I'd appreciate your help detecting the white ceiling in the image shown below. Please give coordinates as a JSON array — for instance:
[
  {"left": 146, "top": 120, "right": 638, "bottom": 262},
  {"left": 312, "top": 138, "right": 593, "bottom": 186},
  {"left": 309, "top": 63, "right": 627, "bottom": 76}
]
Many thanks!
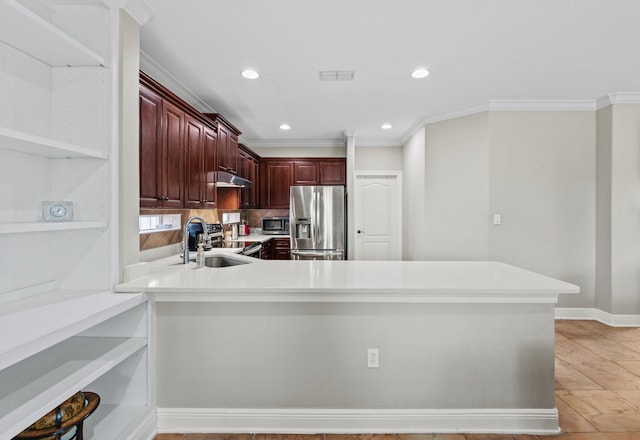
[{"left": 139, "top": 0, "right": 640, "bottom": 147}]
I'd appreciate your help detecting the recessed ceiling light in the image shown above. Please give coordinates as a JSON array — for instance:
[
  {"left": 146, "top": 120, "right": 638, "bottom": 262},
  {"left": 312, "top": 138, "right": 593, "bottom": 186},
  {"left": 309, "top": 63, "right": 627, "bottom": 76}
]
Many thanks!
[
  {"left": 411, "top": 68, "right": 430, "bottom": 79},
  {"left": 241, "top": 69, "right": 259, "bottom": 79},
  {"left": 280, "top": 123, "right": 291, "bottom": 130},
  {"left": 381, "top": 123, "right": 392, "bottom": 130}
]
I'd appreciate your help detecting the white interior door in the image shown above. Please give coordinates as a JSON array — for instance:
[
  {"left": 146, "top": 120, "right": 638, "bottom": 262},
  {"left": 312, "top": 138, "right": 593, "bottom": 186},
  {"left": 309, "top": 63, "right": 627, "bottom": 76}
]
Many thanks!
[{"left": 354, "top": 172, "right": 402, "bottom": 260}]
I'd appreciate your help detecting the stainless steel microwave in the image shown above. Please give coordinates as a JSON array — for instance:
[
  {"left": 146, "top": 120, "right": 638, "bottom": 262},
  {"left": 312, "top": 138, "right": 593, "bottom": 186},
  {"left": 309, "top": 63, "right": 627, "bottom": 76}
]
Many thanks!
[{"left": 262, "top": 216, "right": 289, "bottom": 235}]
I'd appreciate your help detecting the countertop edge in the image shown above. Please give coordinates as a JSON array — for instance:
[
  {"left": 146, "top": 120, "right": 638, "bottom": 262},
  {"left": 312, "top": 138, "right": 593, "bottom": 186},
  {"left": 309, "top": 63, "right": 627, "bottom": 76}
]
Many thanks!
[{"left": 114, "top": 288, "right": 571, "bottom": 304}]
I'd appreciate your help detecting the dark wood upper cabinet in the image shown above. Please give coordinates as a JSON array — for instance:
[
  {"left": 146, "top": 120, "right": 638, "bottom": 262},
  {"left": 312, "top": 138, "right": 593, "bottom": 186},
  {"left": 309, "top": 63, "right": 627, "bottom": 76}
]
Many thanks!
[
  {"left": 183, "top": 114, "right": 204, "bottom": 208},
  {"left": 139, "top": 73, "right": 346, "bottom": 212},
  {"left": 260, "top": 160, "right": 294, "bottom": 209},
  {"left": 238, "top": 144, "right": 260, "bottom": 209},
  {"left": 184, "top": 115, "right": 217, "bottom": 209},
  {"left": 140, "top": 72, "right": 223, "bottom": 209},
  {"left": 318, "top": 159, "right": 346, "bottom": 185},
  {"left": 293, "top": 161, "right": 319, "bottom": 185},
  {"left": 293, "top": 158, "right": 346, "bottom": 186},
  {"left": 203, "top": 126, "right": 217, "bottom": 208},
  {"left": 139, "top": 85, "right": 162, "bottom": 208},
  {"left": 261, "top": 158, "right": 346, "bottom": 209},
  {"left": 204, "top": 113, "right": 241, "bottom": 175},
  {"left": 159, "top": 99, "right": 184, "bottom": 208}
]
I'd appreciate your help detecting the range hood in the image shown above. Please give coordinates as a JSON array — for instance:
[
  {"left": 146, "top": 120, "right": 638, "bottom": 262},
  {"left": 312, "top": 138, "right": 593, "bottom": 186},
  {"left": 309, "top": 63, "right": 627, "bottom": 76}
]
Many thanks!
[{"left": 215, "top": 171, "right": 252, "bottom": 188}]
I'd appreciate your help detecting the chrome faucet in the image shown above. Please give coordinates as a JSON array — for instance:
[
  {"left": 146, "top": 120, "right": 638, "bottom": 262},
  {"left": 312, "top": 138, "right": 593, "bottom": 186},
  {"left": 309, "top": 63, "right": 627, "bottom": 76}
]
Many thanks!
[{"left": 182, "top": 216, "right": 209, "bottom": 264}]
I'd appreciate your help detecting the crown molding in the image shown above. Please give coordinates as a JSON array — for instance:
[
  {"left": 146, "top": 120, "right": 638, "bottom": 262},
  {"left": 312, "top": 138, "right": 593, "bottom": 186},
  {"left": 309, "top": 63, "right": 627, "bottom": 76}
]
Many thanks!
[
  {"left": 140, "top": 51, "right": 215, "bottom": 114},
  {"left": 354, "top": 138, "right": 402, "bottom": 148},
  {"left": 398, "top": 101, "right": 490, "bottom": 146},
  {"left": 597, "top": 92, "right": 640, "bottom": 110},
  {"left": 248, "top": 138, "right": 346, "bottom": 149},
  {"left": 117, "top": 0, "right": 153, "bottom": 25},
  {"left": 397, "top": 95, "right": 640, "bottom": 146},
  {"left": 488, "top": 99, "right": 596, "bottom": 111}
]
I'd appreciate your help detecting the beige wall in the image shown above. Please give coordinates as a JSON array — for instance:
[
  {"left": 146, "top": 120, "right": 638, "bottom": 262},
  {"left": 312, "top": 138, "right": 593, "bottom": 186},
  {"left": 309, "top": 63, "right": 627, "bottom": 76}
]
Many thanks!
[
  {"left": 423, "top": 112, "right": 490, "bottom": 260},
  {"left": 610, "top": 104, "right": 640, "bottom": 314},
  {"left": 488, "top": 111, "right": 596, "bottom": 309},
  {"left": 402, "top": 128, "right": 426, "bottom": 260},
  {"left": 402, "top": 110, "right": 598, "bottom": 309},
  {"left": 251, "top": 146, "right": 346, "bottom": 158},
  {"left": 355, "top": 146, "right": 402, "bottom": 170},
  {"left": 596, "top": 106, "right": 613, "bottom": 312}
]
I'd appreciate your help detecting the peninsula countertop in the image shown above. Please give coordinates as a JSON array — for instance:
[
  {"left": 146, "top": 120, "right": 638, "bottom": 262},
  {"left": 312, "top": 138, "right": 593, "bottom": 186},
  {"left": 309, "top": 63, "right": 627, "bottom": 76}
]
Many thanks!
[{"left": 114, "top": 258, "right": 579, "bottom": 303}]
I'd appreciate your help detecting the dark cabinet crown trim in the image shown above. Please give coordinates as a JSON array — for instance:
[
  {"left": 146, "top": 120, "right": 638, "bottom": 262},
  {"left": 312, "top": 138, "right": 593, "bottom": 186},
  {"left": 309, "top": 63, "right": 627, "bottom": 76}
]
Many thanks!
[
  {"left": 140, "top": 71, "right": 218, "bottom": 133},
  {"left": 203, "top": 113, "right": 242, "bottom": 136}
]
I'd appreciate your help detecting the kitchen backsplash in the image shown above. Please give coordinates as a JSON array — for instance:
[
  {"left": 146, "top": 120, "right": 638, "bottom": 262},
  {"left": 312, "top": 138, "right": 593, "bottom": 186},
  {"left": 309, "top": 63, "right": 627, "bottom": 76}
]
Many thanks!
[
  {"left": 246, "top": 209, "right": 288, "bottom": 228},
  {"left": 139, "top": 208, "right": 288, "bottom": 251},
  {"left": 139, "top": 208, "right": 220, "bottom": 251}
]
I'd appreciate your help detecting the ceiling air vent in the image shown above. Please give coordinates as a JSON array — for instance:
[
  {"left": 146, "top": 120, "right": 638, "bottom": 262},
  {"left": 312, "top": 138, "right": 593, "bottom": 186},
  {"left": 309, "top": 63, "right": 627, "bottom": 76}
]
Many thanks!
[{"left": 319, "top": 70, "right": 355, "bottom": 81}]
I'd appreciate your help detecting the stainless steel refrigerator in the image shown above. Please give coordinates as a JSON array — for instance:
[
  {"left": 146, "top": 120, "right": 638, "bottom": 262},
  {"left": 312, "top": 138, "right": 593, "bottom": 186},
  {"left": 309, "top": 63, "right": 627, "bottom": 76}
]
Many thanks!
[{"left": 290, "top": 185, "right": 345, "bottom": 260}]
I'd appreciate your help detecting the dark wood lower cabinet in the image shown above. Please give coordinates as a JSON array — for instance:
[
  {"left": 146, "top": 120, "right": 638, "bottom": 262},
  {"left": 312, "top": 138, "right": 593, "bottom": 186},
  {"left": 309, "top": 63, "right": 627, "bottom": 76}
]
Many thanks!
[
  {"left": 260, "top": 239, "right": 273, "bottom": 260},
  {"left": 259, "top": 238, "right": 290, "bottom": 260},
  {"left": 273, "top": 237, "right": 290, "bottom": 260}
]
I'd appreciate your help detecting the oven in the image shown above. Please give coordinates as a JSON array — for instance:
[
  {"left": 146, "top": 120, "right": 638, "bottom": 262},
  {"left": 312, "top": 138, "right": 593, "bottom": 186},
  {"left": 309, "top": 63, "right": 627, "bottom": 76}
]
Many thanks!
[{"left": 240, "top": 242, "right": 262, "bottom": 258}]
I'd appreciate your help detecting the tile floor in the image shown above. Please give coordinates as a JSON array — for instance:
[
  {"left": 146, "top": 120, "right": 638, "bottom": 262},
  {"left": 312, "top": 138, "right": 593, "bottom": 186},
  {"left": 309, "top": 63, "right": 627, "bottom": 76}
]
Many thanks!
[{"left": 155, "top": 320, "right": 640, "bottom": 440}]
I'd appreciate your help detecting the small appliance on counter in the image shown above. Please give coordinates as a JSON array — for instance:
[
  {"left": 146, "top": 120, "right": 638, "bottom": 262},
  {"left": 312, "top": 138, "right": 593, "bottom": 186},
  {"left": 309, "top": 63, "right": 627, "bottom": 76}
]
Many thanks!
[
  {"left": 239, "top": 221, "right": 250, "bottom": 236},
  {"left": 222, "top": 211, "right": 242, "bottom": 240},
  {"left": 262, "top": 216, "right": 289, "bottom": 235},
  {"left": 187, "top": 222, "right": 223, "bottom": 251}
]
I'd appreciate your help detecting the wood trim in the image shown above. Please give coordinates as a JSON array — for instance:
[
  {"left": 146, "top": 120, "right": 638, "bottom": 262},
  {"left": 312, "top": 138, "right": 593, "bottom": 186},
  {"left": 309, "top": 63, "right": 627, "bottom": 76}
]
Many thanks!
[
  {"left": 140, "top": 71, "right": 217, "bottom": 133},
  {"left": 239, "top": 143, "right": 261, "bottom": 160},
  {"left": 203, "top": 112, "right": 242, "bottom": 136}
]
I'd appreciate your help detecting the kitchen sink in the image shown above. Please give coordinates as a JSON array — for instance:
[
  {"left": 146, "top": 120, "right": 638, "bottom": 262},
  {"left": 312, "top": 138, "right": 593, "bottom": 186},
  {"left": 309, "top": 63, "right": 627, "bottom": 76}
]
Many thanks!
[
  {"left": 203, "top": 256, "right": 250, "bottom": 267},
  {"left": 171, "top": 255, "right": 252, "bottom": 267}
]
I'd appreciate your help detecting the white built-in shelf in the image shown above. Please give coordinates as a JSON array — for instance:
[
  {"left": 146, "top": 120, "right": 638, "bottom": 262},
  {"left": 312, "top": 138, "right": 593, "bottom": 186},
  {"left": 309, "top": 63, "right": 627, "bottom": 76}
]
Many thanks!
[
  {"left": 0, "top": 336, "right": 147, "bottom": 439},
  {"left": 0, "top": 289, "right": 147, "bottom": 371},
  {"left": 0, "top": 221, "right": 107, "bottom": 235},
  {"left": 0, "top": 127, "right": 107, "bottom": 159},
  {"left": 84, "top": 404, "right": 154, "bottom": 440},
  {"left": 0, "top": 0, "right": 105, "bottom": 67}
]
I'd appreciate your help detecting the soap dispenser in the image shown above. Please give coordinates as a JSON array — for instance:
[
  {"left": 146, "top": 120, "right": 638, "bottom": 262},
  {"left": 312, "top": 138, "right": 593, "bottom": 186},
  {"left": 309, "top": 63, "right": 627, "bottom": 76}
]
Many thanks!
[{"left": 196, "top": 242, "right": 205, "bottom": 268}]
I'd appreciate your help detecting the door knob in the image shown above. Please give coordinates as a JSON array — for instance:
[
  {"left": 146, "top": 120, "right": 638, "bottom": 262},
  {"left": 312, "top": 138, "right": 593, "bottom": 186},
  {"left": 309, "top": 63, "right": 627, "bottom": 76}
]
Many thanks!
[{"left": 357, "top": 230, "right": 363, "bottom": 234}]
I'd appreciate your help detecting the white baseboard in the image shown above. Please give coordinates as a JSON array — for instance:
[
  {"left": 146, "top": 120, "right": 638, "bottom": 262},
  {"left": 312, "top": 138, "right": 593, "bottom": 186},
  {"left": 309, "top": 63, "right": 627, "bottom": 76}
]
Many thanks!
[
  {"left": 157, "top": 407, "right": 560, "bottom": 435},
  {"left": 555, "top": 308, "right": 640, "bottom": 327},
  {"left": 128, "top": 408, "right": 157, "bottom": 440}
]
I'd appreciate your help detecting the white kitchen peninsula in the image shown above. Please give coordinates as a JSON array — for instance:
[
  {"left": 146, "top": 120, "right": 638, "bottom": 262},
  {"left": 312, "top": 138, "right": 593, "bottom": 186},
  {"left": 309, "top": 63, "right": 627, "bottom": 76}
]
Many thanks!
[{"left": 116, "top": 259, "right": 578, "bottom": 435}]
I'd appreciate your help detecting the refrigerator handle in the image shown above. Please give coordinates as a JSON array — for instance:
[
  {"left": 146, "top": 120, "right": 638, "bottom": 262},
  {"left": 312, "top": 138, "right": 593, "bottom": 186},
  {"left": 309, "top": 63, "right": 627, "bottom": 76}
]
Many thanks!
[
  {"left": 291, "top": 250, "right": 343, "bottom": 258},
  {"left": 313, "top": 188, "right": 319, "bottom": 244}
]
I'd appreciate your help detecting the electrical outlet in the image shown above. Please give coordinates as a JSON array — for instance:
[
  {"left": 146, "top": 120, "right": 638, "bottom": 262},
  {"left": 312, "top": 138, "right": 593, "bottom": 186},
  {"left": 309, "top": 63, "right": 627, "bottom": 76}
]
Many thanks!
[{"left": 367, "top": 348, "right": 379, "bottom": 368}]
